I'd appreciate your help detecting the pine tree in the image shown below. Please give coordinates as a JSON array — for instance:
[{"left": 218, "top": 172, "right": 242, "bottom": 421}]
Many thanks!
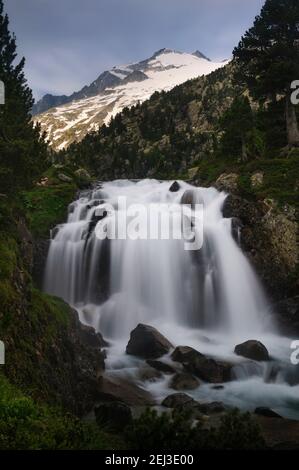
[
  {"left": 0, "top": 0, "right": 48, "bottom": 193},
  {"left": 233, "top": 0, "right": 299, "bottom": 147},
  {"left": 219, "top": 96, "right": 254, "bottom": 161}
]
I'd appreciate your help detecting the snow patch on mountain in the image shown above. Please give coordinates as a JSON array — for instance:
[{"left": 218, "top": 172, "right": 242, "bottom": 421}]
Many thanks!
[{"left": 34, "top": 49, "right": 229, "bottom": 150}]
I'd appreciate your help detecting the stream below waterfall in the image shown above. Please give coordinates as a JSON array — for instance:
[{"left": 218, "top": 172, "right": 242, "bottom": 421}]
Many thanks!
[{"left": 44, "top": 179, "right": 299, "bottom": 419}]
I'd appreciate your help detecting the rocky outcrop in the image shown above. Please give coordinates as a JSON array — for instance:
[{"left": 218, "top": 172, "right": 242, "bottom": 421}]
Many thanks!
[
  {"left": 215, "top": 173, "right": 239, "bottom": 192},
  {"left": 97, "top": 376, "right": 154, "bottom": 406},
  {"left": 32, "top": 239, "right": 49, "bottom": 288},
  {"left": 223, "top": 194, "right": 298, "bottom": 301},
  {"left": 171, "top": 346, "right": 232, "bottom": 383},
  {"left": 4, "top": 217, "right": 106, "bottom": 416},
  {"left": 250, "top": 172, "right": 264, "bottom": 188},
  {"left": 273, "top": 296, "right": 299, "bottom": 335},
  {"left": 126, "top": 324, "right": 173, "bottom": 359},
  {"left": 234, "top": 340, "right": 269, "bottom": 361}
]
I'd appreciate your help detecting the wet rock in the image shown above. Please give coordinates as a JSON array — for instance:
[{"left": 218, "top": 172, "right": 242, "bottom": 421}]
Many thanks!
[
  {"left": 95, "top": 401, "right": 132, "bottom": 431},
  {"left": 211, "top": 385, "right": 225, "bottom": 390},
  {"left": 126, "top": 324, "right": 173, "bottom": 359},
  {"left": 78, "top": 323, "right": 106, "bottom": 350},
  {"left": 162, "top": 393, "right": 196, "bottom": 408},
  {"left": 169, "top": 372, "right": 200, "bottom": 391},
  {"left": 169, "top": 181, "right": 180, "bottom": 192},
  {"left": 231, "top": 217, "right": 243, "bottom": 243},
  {"left": 171, "top": 345, "right": 204, "bottom": 363},
  {"left": 162, "top": 393, "right": 226, "bottom": 417},
  {"left": 146, "top": 359, "right": 176, "bottom": 374},
  {"left": 96, "top": 332, "right": 109, "bottom": 348},
  {"left": 255, "top": 407, "right": 283, "bottom": 419},
  {"left": 234, "top": 340, "right": 269, "bottom": 362},
  {"left": 97, "top": 376, "right": 154, "bottom": 406},
  {"left": 86, "top": 209, "right": 108, "bottom": 241},
  {"left": 180, "top": 189, "right": 204, "bottom": 207},
  {"left": 138, "top": 366, "right": 163, "bottom": 382},
  {"left": 171, "top": 346, "right": 232, "bottom": 383}
]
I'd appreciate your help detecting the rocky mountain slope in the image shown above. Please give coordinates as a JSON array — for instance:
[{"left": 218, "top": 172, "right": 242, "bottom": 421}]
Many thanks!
[{"left": 33, "top": 49, "right": 228, "bottom": 150}]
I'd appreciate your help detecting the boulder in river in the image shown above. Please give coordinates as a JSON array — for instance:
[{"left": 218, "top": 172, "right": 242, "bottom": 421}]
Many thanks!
[
  {"left": 162, "top": 393, "right": 226, "bottom": 417},
  {"left": 234, "top": 340, "right": 269, "bottom": 361},
  {"left": 146, "top": 359, "right": 176, "bottom": 374},
  {"left": 162, "top": 393, "right": 196, "bottom": 409},
  {"left": 169, "top": 181, "right": 180, "bottom": 192},
  {"left": 138, "top": 366, "right": 163, "bottom": 382},
  {"left": 169, "top": 372, "right": 200, "bottom": 391},
  {"left": 180, "top": 189, "right": 204, "bottom": 207},
  {"left": 171, "top": 346, "right": 232, "bottom": 383},
  {"left": 126, "top": 323, "right": 173, "bottom": 359}
]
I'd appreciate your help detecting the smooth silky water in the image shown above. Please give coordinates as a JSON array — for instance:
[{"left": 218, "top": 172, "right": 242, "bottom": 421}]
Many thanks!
[{"left": 44, "top": 179, "right": 299, "bottom": 419}]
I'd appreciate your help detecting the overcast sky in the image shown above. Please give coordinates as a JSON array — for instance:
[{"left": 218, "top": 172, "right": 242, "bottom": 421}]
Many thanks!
[{"left": 4, "top": 0, "right": 265, "bottom": 100}]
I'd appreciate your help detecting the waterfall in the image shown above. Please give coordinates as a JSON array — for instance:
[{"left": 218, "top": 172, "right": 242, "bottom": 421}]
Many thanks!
[
  {"left": 44, "top": 179, "right": 271, "bottom": 338},
  {"left": 43, "top": 179, "right": 299, "bottom": 419}
]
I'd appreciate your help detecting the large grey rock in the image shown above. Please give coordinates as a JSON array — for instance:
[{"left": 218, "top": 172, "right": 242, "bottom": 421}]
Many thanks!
[
  {"left": 97, "top": 376, "right": 154, "bottom": 406},
  {"left": 162, "top": 393, "right": 196, "bottom": 408},
  {"left": 171, "top": 346, "right": 232, "bottom": 383},
  {"left": 169, "top": 372, "right": 200, "bottom": 391},
  {"left": 234, "top": 340, "right": 269, "bottom": 362},
  {"left": 126, "top": 324, "right": 173, "bottom": 359}
]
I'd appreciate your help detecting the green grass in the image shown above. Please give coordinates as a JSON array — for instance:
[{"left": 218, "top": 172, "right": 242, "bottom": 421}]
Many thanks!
[
  {"left": 0, "top": 373, "right": 125, "bottom": 450},
  {"left": 195, "top": 153, "right": 299, "bottom": 208},
  {"left": 23, "top": 183, "right": 76, "bottom": 238}
]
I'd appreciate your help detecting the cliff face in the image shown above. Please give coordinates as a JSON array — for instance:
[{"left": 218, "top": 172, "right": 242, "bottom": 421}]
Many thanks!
[{"left": 0, "top": 200, "right": 105, "bottom": 416}]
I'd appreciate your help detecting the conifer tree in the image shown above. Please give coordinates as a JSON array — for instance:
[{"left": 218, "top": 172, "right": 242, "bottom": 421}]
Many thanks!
[
  {"left": 220, "top": 96, "right": 254, "bottom": 161},
  {"left": 0, "top": 0, "right": 47, "bottom": 193},
  {"left": 233, "top": 0, "right": 299, "bottom": 147}
]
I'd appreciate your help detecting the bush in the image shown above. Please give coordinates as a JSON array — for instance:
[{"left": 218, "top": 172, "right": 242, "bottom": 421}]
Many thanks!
[
  {"left": 124, "top": 408, "right": 265, "bottom": 450},
  {"left": 0, "top": 374, "right": 125, "bottom": 450}
]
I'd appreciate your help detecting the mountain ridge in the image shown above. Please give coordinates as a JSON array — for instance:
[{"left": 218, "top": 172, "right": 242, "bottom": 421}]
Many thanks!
[{"left": 33, "top": 48, "right": 228, "bottom": 150}]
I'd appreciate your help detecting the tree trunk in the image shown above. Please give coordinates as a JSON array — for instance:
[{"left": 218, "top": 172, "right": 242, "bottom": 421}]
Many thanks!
[{"left": 286, "top": 95, "right": 299, "bottom": 147}]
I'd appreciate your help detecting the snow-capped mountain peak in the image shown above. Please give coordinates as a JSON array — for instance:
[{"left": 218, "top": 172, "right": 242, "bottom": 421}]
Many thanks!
[{"left": 34, "top": 49, "right": 229, "bottom": 150}]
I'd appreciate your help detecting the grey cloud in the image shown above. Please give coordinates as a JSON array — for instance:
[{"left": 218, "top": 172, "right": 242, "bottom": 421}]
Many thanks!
[{"left": 4, "top": 0, "right": 264, "bottom": 99}]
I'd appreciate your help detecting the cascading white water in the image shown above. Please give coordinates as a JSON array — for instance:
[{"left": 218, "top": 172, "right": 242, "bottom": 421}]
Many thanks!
[{"left": 44, "top": 179, "right": 299, "bottom": 419}]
